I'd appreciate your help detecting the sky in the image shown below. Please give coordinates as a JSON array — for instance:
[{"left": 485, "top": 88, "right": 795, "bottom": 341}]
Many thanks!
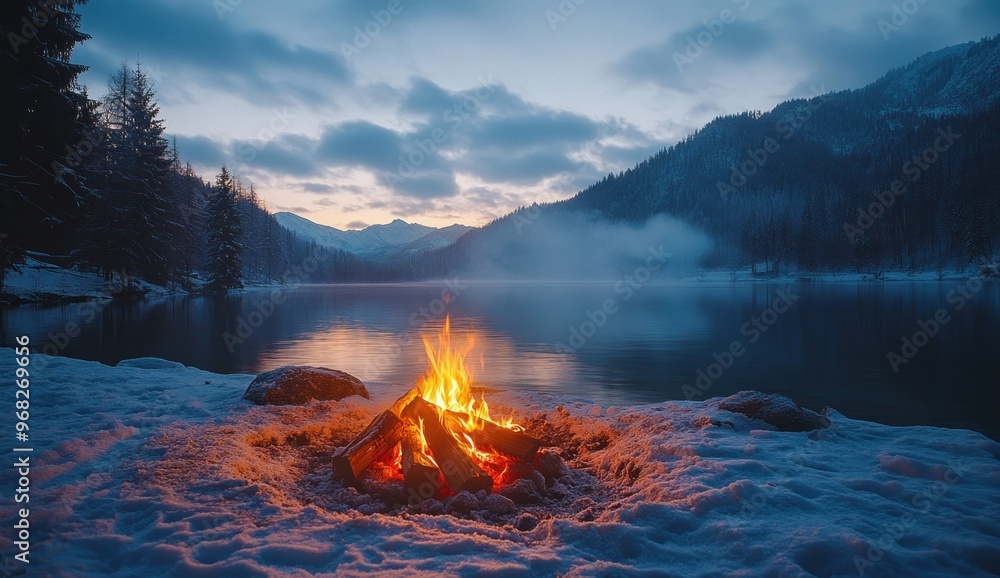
[{"left": 72, "top": 0, "right": 1000, "bottom": 230}]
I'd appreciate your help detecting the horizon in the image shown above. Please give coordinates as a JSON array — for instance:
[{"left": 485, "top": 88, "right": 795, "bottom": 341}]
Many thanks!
[
  {"left": 71, "top": 0, "right": 999, "bottom": 230},
  {"left": 277, "top": 211, "right": 468, "bottom": 231}
]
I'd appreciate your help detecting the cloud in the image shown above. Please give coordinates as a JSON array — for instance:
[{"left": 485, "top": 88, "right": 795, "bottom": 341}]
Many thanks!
[
  {"left": 77, "top": 0, "right": 352, "bottom": 106},
  {"left": 460, "top": 149, "right": 585, "bottom": 185},
  {"left": 173, "top": 134, "right": 226, "bottom": 168},
  {"left": 616, "top": 20, "right": 773, "bottom": 90},
  {"left": 400, "top": 77, "right": 455, "bottom": 117},
  {"left": 315, "top": 120, "right": 459, "bottom": 199},
  {"left": 468, "top": 110, "right": 599, "bottom": 150},
  {"left": 345, "top": 220, "right": 370, "bottom": 230},
  {"left": 392, "top": 77, "right": 622, "bottom": 187},
  {"left": 612, "top": 0, "right": 1000, "bottom": 101},
  {"left": 316, "top": 121, "right": 405, "bottom": 171},
  {"left": 301, "top": 182, "right": 334, "bottom": 194},
  {"left": 273, "top": 205, "right": 313, "bottom": 214},
  {"left": 232, "top": 134, "right": 317, "bottom": 177}
]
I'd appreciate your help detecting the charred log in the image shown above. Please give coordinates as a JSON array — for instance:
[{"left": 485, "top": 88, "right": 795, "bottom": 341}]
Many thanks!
[
  {"left": 401, "top": 397, "right": 493, "bottom": 495},
  {"left": 332, "top": 410, "right": 403, "bottom": 487},
  {"left": 400, "top": 425, "right": 442, "bottom": 505}
]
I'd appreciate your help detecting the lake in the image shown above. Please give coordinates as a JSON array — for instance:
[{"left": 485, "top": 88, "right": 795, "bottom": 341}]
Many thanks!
[{"left": 3, "top": 281, "right": 998, "bottom": 440}]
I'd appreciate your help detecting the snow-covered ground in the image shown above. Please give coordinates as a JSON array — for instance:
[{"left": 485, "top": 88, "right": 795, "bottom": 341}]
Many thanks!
[
  {"left": 2, "top": 352, "right": 998, "bottom": 577},
  {"left": 0, "top": 256, "right": 183, "bottom": 304}
]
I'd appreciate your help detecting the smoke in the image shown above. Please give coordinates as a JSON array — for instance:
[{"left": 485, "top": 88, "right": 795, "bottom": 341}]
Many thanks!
[{"left": 468, "top": 211, "right": 714, "bottom": 280}]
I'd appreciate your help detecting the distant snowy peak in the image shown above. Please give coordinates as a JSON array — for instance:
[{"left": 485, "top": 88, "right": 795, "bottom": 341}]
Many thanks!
[
  {"left": 364, "top": 219, "right": 435, "bottom": 246},
  {"left": 384, "top": 224, "right": 474, "bottom": 257},
  {"left": 273, "top": 212, "right": 470, "bottom": 257},
  {"left": 863, "top": 35, "right": 1000, "bottom": 117}
]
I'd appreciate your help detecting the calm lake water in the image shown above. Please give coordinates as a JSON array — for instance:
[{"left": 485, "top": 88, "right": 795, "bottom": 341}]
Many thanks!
[{"left": 3, "top": 281, "right": 998, "bottom": 440}]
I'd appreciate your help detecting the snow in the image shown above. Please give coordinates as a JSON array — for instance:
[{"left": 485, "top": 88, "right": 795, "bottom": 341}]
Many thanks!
[
  {"left": 4, "top": 351, "right": 999, "bottom": 577},
  {"left": 1, "top": 256, "right": 183, "bottom": 303}
]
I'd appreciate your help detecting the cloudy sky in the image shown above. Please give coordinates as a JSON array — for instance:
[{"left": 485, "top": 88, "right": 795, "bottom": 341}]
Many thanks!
[{"left": 73, "top": 0, "right": 999, "bottom": 229}]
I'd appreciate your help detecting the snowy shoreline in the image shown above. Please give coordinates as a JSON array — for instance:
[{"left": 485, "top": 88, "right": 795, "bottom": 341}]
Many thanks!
[
  {"left": 0, "top": 256, "right": 287, "bottom": 306},
  {"left": 2, "top": 352, "right": 998, "bottom": 576}
]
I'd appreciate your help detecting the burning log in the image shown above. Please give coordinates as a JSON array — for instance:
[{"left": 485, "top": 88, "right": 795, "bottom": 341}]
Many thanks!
[
  {"left": 332, "top": 409, "right": 403, "bottom": 487},
  {"left": 400, "top": 425, "right": 442, "bottom": 505},
  {"left": 389, "top": 387, "right": 420, "bottom": 418},
  {"left": 391, "top": 386, "right": 540, "bottom": 461},
  {"left": 449, "top": 414, "right": 541, "bottom": 463},
  {"left": 401, "top": 397, "right": 493, "bottom": 495}
]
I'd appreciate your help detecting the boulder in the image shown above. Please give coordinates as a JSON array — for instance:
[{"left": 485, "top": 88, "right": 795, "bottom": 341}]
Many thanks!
[
  {"left": 717, "top": 391, "right": 829, "bottom": 432},
  {"left": 116, "top": 357, "right": 187, "bottom": 370},
  {"left": 243, "top": 366, "right": 369, "bottom": 405}
]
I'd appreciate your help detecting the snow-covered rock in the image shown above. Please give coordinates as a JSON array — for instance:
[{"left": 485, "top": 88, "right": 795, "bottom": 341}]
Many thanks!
[
  {"left": 715, "top": 390, "right": 830, "bottom": 432},
  {"left": 116, "top": 357, "right": 187, "bottom": 370},
  {"left": 242, "top": 365, "right": 370, "bottom": 405}
]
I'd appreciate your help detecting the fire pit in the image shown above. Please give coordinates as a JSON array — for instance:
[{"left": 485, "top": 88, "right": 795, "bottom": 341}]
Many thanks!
[{"left": 332, "top": 317, "right": 544, "bottom": 505}]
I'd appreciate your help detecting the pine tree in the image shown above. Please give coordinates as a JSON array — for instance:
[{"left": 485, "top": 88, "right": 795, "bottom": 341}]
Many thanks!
[
  {"left": 173, "top": 162, "right": 209, "bottom": 284},
  {"left": 78, "top": 63, "right": 175, "bottom": 285},
  {"left": 206, "top": 166, "right": 243, "bottom": 291},
  {"left": 0, "top": 0, "right": 92, "bottom": 289}
]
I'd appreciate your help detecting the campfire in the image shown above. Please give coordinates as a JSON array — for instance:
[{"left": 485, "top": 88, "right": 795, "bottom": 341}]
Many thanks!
[{"left": 332, "top": 317, "right": 543, "bottom": 505}]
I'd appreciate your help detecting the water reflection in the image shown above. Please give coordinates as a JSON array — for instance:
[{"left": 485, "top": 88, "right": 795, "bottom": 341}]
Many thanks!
[{"left": 1, "top": 281, "right": 997, "bottom": 439}]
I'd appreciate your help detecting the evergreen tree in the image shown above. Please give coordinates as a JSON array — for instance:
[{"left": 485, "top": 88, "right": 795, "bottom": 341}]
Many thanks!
[
  {"left": 0, "top": 0, "right": 91, "bottom": 289},
  {"left": 206, "top": 166, "right": 243, "bottom": 291},
  {"left": 77, "top": 63, "right": 175, "bottom": 285}
]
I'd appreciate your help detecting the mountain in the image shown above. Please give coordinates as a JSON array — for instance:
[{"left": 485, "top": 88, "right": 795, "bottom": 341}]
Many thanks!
[
  {"left": 273, "top": 212, "right": 470, "bottom": 258},
  {"left": 423, "top": 35, "right": 1000, "bottom": 278},
  {"left": 385, "top": 224, "right": 477, "bottom": 257}
]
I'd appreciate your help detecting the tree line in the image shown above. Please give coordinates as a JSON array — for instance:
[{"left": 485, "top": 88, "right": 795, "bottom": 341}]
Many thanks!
[{"left": 1, "top": 1, "right": 419, "bottom": 293}]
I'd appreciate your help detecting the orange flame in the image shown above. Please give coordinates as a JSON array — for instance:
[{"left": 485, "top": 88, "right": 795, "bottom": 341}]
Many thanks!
[
  {"left": 416, "top": 316, "right": 487, "bottom": 421},
  {"left": 414, "top": 316, "right": 517, "bottom": 479}
]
